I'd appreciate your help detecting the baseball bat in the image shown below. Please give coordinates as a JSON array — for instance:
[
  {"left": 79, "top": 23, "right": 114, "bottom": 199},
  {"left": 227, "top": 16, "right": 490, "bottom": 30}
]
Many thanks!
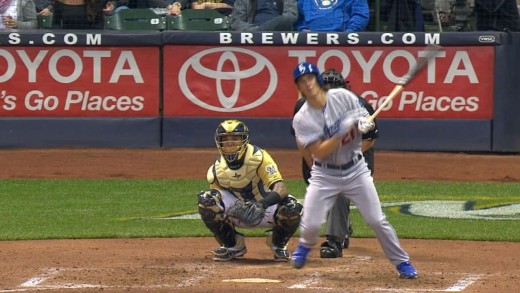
[{"left": 368, "top": 45, "right": 441, "bottom": 122}]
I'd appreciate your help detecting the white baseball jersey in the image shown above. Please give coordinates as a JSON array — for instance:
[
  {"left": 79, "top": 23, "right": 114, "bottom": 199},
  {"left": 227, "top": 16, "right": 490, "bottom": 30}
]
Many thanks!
[{"left": 292, "top": 88, "right": 368, "bottom": 166}]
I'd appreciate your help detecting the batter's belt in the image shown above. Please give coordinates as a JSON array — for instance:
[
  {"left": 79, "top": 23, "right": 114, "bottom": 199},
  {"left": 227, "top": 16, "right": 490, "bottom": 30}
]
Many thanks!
[{"left": 314, "top": 154, "right": 363, "bottom": 170}]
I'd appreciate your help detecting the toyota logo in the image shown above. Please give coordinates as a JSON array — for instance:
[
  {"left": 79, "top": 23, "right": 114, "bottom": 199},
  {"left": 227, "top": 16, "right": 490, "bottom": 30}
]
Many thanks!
[{"left": 179, "top": 47, "right": 277, "bottom": 112}]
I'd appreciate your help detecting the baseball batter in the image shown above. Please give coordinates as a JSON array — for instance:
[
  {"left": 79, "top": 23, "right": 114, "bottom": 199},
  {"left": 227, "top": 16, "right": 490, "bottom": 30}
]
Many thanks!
[
  {"left": 289, "top": 62, "right": 418, "bottom": 279},
  {"left": 291, "top": 68, "right": 379, "bottom": 259},
  {"left": 197, "top": 119, "right": 303, "bottom": 262}
]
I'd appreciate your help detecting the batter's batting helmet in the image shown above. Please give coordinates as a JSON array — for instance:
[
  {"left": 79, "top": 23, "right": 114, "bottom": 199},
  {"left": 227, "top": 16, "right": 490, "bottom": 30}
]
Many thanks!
[
  {"left": 215, "top": 119, "right": 250, "bottom": 169},
  {"left": 293, "top": 62, "right": 324, "bottom": 85},
  {"left": 321, "top": 69, "right": 351, "bottom": 90}
]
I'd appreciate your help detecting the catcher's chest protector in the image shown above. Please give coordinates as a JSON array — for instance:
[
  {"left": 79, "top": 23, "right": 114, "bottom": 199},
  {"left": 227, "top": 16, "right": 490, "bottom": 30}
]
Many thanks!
[{"left": 214, "top": 147, "right": 264, "bottom": 201}]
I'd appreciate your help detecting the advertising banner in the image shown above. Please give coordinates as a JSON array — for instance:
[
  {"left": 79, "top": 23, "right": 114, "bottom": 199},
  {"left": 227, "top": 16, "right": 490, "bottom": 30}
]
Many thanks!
[
  {"left": 163, "top": 45, "right": 494, "bottom": 119},
  {"left": 0, "top": 47, "right": 160, "bottom": 117}
]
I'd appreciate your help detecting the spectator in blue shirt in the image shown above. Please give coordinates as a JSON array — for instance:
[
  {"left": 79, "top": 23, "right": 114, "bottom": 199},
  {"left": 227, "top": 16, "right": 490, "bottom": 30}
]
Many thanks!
[{"left": 295, "top": 0, "right": 369, "bottom": 32}]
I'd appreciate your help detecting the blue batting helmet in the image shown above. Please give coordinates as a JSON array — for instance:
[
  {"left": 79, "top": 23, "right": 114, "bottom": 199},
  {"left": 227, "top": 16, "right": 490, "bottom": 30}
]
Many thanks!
[{"left": 293, "top": 62, "right": 324, "bottom": 85}]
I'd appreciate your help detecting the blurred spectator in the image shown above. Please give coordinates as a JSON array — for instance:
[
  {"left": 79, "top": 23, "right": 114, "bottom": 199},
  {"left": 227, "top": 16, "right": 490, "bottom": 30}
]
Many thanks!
[
  {"left": 230, "top": 0, "right": 297, "bottom": 31},
  {"left": 34, "top": 0, "right": 50, "bottom": 12},
  {"left": 189, "top": 0, "right": 234, "bottom": 16},
  {"left": 103, "top": 0, "right": 129, "bottom": 15},
  {"left": 1, "top": 0, "right": 38, "bottom": 29},
  {"left": 381, "top": 0, "right": 423, "bottom": 31},
  {"left": 295, "top": 0, "right": 369, "bottom": 32},
  {"left": 138, "top": 0, "right": 184, "bottom": 15},
  {"left": 38, "top": 0, "right": 104, "bottom": 29},
  {"left": 475, "top": 0, "right": 520, "bottom": 31}
]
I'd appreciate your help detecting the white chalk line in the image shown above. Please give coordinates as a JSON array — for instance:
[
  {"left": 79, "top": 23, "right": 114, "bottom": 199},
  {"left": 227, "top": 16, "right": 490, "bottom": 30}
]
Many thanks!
[
  {"left": 7, "top": 265, "right": 484, "bottom": 292},
  {"left": 288, "top": 272, "right": 334, "bottom": 290},
  {"left": 444, "top": 274, "right": 484, "bottom": 292},
  {"left": 19, "top": 268, "right": 60, "bottom": 287},
  {"left": 371, "top": 273, "right": 484, "bottom": 292},
  {"left": 5, "top": 264, "right": 216, "bottom": 292}
]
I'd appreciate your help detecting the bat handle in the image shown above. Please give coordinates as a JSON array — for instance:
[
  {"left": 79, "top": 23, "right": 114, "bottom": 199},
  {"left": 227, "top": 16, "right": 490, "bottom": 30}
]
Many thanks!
[{"left": 367, "top": 84, "right": 405, "bottom": 123}]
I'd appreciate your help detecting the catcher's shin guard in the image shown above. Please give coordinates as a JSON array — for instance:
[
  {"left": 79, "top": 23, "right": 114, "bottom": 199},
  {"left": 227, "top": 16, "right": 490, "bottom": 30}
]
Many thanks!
[
  {"left": 197, "top": 189, "right": 236, "bottom": 247},
  {"left": 272, "top": 196, "right": 303, "bottom": 245}
]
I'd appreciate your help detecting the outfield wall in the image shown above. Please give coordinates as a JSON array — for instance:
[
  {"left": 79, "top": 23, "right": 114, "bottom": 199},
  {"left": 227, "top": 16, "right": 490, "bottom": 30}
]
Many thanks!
[{"left": 1, "top": 31, "right": 519, "bottom": 152}]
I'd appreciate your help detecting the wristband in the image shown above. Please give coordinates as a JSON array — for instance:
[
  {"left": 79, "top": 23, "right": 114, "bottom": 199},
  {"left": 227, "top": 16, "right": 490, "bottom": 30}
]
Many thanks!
[{"left": 259, "top": 191, "right": 282, "bottom": 209}]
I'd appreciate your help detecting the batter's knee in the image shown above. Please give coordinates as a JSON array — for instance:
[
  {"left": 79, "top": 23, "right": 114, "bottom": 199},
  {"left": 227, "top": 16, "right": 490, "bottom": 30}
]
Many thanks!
[{"left": 363, "top": 214, "right": 387, "bottom": 229}]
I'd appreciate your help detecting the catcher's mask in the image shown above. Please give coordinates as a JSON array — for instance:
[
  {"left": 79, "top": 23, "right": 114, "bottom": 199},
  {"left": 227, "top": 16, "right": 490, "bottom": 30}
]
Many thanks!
[
  {"left": 321, "top": 69, "right": 351, "bottom": 90},
  {"left": 293, "top": 62, "right": 324, "bottom": 86},
  {"left": 215, "top": 120, "right": 250, "bottom": 168}
]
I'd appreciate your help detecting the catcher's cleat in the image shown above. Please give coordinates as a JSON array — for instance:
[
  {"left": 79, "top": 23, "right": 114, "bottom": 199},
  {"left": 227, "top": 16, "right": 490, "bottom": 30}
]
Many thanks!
[
  {"left": 290, "top": 244, "right": 311, "bottom": 269},
  {"left": 266, "top": 230, "right": 290, "bottom": 262},
  {"left": 319, "top": 240, "right": 343, "bottom": 258},
  {"left": 396, "top": 261, "right": 418, "bottom": 279},
  {"left": 212, "top": 246, "right": 247, "bottom": 261},
  {"left": 272, "top": 247, "right": 290, "bottom": 262},
  {"left": 212, "top": 233, "right": 247, "bottom": 261}
]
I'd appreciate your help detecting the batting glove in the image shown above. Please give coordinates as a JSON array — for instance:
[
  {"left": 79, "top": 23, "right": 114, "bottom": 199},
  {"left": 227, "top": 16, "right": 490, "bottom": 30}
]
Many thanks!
[{"left": 357, "top": 117, "right": 375, "bottom": 134}]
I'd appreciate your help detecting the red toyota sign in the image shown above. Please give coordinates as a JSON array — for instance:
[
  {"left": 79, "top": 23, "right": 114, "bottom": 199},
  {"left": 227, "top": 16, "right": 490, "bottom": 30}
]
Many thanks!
[
  {"left": 163, "top": 45, "right": 493, "bottom": 119},
  {"left": 0, "top": 47, "right": 160, "bottom": 117}
]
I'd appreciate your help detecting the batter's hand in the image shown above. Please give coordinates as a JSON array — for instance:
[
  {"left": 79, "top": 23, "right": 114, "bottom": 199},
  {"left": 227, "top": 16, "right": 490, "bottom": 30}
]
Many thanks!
[{"left": 357, "top": 117, "right": 375, "bottom": 134}]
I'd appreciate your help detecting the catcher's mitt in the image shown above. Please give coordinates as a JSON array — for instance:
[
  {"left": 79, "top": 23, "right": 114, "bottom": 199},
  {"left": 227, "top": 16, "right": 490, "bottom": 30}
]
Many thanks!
[{"left": 227, "top": 200, "right": 265, "bottom": 227}]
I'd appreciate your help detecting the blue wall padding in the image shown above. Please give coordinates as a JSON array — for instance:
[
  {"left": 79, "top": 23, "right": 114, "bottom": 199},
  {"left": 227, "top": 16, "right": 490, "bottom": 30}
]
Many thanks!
[
  {"left": 162, "top": 117, "right": 297, "bottom": 148},
  {"left": 0, "top": 118, "right": 161, "bottom": 148},
  {"left": 375, "top": 119, "right": 491, "bottom": 151}
]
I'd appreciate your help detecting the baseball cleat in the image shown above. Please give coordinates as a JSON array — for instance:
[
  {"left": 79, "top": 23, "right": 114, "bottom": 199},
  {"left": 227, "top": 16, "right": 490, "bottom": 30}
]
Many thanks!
[
  {"left": 343, "top": 238, "right": 350, "bottom": 249},
  {"left": 396, "top": 261, "right": 418, "bottom": 279},
  {"left": 212, "top": 246, "right": 247, "bottom": 261},
  {"left": 266, "top": 230, "right": 290, "bottom": 262},
  {"left": 290, "top": 244, "right": 311, "bottom": 269},
  {"left": 272, "top": 247, "right": 290, "bottom": 262},
  {"left": 319, "top": 240, "right": 343, "bottom": 258},
  {"left": 212, "top": 233, "right": 247, "bottom": 261}
]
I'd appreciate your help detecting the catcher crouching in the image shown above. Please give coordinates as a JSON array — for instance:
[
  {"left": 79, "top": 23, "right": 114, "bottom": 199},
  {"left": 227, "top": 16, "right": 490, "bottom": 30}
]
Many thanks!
[{"left": 198, "top": 119, "right": 303, "bottom": 262}]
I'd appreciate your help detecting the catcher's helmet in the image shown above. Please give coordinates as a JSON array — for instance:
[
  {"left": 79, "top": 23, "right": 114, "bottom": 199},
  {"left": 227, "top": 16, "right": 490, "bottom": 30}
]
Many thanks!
[
  {"left": 321, "top": 69, "right": 351, "bottom": 90},
  {"left": 293, "top": 62, "right": 324, "bottom": 85},
  {"left": 215, "top": 119, "right": 250, "bottom": 169}
]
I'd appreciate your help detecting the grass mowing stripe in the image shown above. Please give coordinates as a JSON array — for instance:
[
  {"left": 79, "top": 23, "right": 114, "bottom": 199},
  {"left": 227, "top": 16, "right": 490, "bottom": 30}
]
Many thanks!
[{"left": 0, "top": 179, "right": 518, "bottom": 241}]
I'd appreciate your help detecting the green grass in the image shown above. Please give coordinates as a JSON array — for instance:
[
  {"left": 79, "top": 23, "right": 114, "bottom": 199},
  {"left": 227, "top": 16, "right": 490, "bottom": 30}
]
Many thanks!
[{"left": 0, "top": 179, "right": 518, "bottom": 242}]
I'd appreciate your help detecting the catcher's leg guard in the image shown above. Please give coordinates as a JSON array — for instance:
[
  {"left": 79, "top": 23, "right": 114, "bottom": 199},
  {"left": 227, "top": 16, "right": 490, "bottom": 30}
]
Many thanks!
[
  {"left": 197, "top": 189, "right": 238, "bottom": 248},
  {"left": 273, "top": 196, "right": 303, "bottom": 246},
  {"left": 267, "top": 196, "right": 303, "bottom": 261}
]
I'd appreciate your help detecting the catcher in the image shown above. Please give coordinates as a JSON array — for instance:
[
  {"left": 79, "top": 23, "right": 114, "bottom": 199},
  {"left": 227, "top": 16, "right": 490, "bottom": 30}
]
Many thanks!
[{"left": 197, "top": 119, "right": 303, "bottom": 262}]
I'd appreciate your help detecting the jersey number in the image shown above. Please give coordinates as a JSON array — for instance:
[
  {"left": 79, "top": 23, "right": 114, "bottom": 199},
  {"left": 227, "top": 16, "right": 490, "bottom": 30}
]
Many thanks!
[{"left": 340, "top": 128, "right": 356, "bottom": 145}]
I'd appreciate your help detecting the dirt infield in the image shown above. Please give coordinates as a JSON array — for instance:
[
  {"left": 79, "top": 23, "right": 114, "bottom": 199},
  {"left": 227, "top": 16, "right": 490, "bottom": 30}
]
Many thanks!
[{"left": 0, "top": 149, "right": 519, "bottom": 292}]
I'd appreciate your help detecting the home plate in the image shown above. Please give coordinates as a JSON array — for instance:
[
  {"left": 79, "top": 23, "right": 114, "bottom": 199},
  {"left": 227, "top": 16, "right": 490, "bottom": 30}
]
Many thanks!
[{"left": 222, "top": 278, "right": 282, "bottom": 283}]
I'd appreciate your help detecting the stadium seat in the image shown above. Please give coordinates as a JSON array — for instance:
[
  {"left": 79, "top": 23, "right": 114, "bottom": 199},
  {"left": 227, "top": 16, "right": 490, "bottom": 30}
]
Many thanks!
[
  {"left": 37, "top": 14, "right": 53, "bottom": 29},
  {"left": 104, "top": 9, "right": 166, "bottom": 31},
  {"left": 165, "top": 9, "right": 230, "bottom": 31}
]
